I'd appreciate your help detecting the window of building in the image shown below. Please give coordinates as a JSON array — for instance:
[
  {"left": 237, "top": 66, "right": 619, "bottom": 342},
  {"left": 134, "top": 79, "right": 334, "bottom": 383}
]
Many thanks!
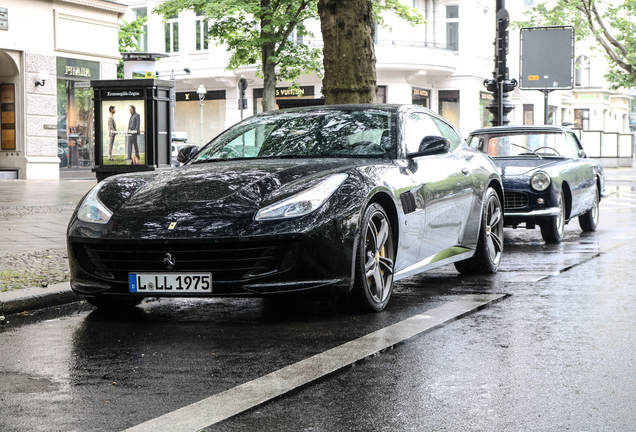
[
  {"left": 377, "top": 86, "right": 387, "bottom": 103},
  {"left": 548, "top": 105, "right": 558, "bottom": 125},
  {"left": 523, "top": 104, "right": 534, "bottom": 125},
  {"left": 439, "top": 90, "right": 460, "bottom": 129},
  {"left": 165, "top": 14, "right": 179, "bottom": 53},
  {"left": 134, "top": 8, "right": 148, "bottom": 52},
  {"left": 195, "top": 12, "right": 209, "bottom": 51},
  {"left": 574, "top": 109, "right": 590, "bottom": 130},
  {"left": 575, "top": 55, "right": 590, "bottom": 87},
  {"left": 446, "top": 5, "right": 459, "bottom": 51}
]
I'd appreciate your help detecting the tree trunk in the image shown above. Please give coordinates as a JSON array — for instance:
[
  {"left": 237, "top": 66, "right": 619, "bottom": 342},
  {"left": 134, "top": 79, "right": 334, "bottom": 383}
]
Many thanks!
[
  {"left": 318, "top": 0, "right": 377, "bottom": 105},
  {"left": 260, "top": 0, "right": 277, "bottom": 112},
  {"left": 261, "top": 42, "right": 277, "bottom": 112}
]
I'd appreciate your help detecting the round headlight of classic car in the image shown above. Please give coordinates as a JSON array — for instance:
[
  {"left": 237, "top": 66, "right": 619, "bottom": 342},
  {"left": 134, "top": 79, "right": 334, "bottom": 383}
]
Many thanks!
[{"left": 530, "top": 171, "right": 551, "bottom": 192}]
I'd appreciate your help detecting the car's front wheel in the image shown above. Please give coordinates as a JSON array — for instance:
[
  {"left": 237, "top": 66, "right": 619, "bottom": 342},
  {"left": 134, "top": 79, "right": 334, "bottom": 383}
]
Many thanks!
[
  {"left": 349, "top": 203, "right": 395, "bottom": 312},
  {"left": 540, "top": 190, "right": 565, "bottom": 243},
  {"left": 579, "top": 185, "right": 599, "bottom": 232},
  {"left": 454, "top": 187, "right": 503, "bottom": 274},
  {"left": 85, "top": 296, "right": 143, "bottom": 311}
]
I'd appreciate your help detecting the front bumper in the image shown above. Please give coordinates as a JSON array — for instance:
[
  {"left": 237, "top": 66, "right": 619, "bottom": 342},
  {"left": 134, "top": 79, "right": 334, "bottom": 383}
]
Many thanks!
[{"left": 505, "top": 207, "right": 560, "bottom": 218}]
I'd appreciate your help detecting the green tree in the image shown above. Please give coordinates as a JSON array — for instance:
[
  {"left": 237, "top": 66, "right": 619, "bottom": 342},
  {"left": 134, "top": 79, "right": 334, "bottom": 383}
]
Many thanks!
[
  {"left": 319, "top": 0, "right": 423, "bottom": 104},
  {"left": 155, "top": 0, "right": 423, "bottom": 110},
  {"left": 517, "top": 0, "right": 636, "bottom": 89},
  {"left": 155, "top": 0, "right": 322, "bottom": 112},
  {"left": 117, "top": 16, "right": 148, "bottom": 79}
]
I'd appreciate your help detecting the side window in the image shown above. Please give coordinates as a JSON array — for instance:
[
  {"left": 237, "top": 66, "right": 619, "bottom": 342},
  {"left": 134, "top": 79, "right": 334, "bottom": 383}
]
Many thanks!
[
  {"left": 432, "top": 117, "right": 463, "bottom": 151},
  {"left": 404, "top": 112, "right": 441, "bottom": 154}
]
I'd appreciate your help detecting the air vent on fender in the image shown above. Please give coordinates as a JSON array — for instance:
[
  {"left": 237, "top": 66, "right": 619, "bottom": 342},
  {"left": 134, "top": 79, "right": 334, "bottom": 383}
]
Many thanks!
[{"left": 400, "top": 191, "right": 417, "bottom": 214}]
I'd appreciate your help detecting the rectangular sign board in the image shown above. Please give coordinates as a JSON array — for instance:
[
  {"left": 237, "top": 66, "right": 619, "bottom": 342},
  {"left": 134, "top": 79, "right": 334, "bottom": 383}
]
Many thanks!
[{"left": 520, "top": 26, "right": 574, "bottom": 90}]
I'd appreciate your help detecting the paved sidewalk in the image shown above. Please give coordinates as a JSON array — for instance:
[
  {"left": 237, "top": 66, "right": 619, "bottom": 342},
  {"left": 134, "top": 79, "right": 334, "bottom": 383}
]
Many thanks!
[
  {"left": 0, "top": 179, "right": 95, "bottom": 318},
  {"left": 0, "top": 167, "right": 635, "bottom": 318}
]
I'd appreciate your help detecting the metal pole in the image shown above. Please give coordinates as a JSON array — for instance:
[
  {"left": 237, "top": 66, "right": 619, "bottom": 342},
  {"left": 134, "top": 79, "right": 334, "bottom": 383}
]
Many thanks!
[
  {"left": 200, "top": 100, "right": 203, "bottom": 146},
  {"left": 543, "top": 89, "right": 550, "bottom": 124}
]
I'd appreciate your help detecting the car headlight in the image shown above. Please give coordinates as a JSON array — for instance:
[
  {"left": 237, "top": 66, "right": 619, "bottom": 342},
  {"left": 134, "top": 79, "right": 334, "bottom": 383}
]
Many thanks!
[
  {"left": 530, "top": 171, "right": 551, "bottom": 192},
  {"left": 255, "top": 174, "right": 348, "bottom": 221},
  {"left": 77, "top": 182, "right": 113, "bottom": 224}
]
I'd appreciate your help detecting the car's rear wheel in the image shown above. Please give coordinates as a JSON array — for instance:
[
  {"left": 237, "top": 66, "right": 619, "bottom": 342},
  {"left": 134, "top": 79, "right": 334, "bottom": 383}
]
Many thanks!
[
  {"left": 85, "top": 296, "right": 143, "bottom": 311},
  {"left": 579, "top": 185, "right": 599, "bottom": 232},
  {"left": 540, "top": 190, "right": 565, "bottom": 243},
  {"left": 349, "top": 203, "right": 395, "bottom": 312},
  {"left": 454, "top": 187, "right": 503, "bottom": 275}
]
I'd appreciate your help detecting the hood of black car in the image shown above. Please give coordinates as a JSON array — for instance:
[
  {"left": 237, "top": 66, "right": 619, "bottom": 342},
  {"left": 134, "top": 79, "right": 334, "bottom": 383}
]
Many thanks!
[
  {"left": 490, "top": 158, "right": 559, "bottom": 178},
  {"left": 108, "top": 158, "right": 379, "bottom": 218}
]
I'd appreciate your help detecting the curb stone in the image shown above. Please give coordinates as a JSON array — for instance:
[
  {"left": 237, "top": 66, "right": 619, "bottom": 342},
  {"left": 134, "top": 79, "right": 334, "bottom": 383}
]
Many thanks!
[{"left": 0, "top": 282, "right": 82, "bottom": 317}]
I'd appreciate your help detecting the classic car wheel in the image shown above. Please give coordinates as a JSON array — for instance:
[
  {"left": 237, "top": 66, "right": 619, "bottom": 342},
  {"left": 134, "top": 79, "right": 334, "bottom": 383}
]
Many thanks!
[
  {"left": 85, "top": 296, "right": 143, "bottom": 311},
  {"left": 579, "top": 186, "right": 600, "bottom": 232},
  {"left": 540, "top": 190, "right": 565, "bottom": 243},
  {"left": 454, "top": 187, "right": 503, "bottom": 274},
  {"left": 350, "top": 203, "right": 395, "bottom": 312}
]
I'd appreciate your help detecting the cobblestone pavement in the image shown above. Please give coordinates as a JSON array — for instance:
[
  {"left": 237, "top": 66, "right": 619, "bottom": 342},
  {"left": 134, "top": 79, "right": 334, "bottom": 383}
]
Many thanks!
[{"left": 0, "top": 180, "right": 95, "bottom": 292}]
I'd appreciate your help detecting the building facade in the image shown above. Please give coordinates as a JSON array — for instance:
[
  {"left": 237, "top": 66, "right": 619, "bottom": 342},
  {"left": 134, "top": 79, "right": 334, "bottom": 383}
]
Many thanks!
[{"left": 0, "top": 0, "right": 125, "bottom": 180}]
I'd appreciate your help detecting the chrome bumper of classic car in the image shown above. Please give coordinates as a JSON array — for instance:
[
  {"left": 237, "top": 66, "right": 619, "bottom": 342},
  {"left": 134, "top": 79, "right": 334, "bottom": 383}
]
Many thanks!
[{"left": 505, "top": 207, "right": 560, "bottom": 218}]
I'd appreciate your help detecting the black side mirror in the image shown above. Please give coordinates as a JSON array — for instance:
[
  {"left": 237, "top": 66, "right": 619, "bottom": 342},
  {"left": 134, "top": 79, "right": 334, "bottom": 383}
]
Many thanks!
[
  {"left": 409, "top": 135, "right": 451, "bottom": 157},
  {"left": 177, "top": 145, "right": 199, "bottom": 164}
]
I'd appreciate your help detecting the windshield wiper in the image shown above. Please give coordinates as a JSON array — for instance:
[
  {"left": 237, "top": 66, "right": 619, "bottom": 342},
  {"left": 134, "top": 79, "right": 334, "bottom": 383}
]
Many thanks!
[{"left": 509, "top": 143, "right": 542, "bottom": 159}]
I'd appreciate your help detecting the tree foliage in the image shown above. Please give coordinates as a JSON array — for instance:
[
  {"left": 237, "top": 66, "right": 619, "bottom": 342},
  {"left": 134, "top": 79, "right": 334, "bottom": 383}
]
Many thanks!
[
  {"left": 516, "top": 0, "right": 636, "bottom": 89},
  {"left": 117, "top": 16, "right": 148, "bottom": 79},
  {"left": 154, "top": 0, "right": 423, "bottom": 110}
]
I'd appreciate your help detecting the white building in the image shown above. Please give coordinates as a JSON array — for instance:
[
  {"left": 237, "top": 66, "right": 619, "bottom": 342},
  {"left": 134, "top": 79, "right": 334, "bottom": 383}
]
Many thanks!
[
  {"left": 0, "top": 0, "right": 126, "bottom": 180},
  {"left": 123, "top": 0, "right": 500, "bottom": 143}
]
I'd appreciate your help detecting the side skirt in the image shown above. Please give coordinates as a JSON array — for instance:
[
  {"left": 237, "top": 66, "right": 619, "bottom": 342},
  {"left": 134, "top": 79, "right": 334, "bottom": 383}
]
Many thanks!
[{"left": 394, "top": 246, "right": 474, "bottom": 281}]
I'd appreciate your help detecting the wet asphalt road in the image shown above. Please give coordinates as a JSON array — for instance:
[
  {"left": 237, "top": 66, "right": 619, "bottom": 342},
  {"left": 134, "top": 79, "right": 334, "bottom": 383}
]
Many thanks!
[{"left": 1, "top": 181, "right": 636, "bottom": 431}]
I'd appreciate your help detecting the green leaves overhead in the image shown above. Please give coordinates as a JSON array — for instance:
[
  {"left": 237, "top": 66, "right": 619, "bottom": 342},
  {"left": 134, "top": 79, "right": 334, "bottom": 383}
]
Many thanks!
[
  {"left": 154, "top": 0, "right": 322, "bottom": 83},
  {"left": 516, "top": 0, "right": 636, "bottom": 90}
]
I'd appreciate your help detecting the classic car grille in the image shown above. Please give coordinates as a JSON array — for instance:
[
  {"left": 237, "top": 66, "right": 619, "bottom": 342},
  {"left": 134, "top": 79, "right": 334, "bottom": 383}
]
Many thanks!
[
  {"left": 72, "top": 240, "right": 299, "bottom": 283},
  {"left": 504, "top": 192, "right": 529, "bottom": 210}
]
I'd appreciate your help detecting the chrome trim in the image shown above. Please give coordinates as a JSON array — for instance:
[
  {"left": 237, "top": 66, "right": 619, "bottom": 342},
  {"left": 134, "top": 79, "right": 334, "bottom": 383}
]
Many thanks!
[
  {"left": 395, "top": 246, "right": 473, "bottom": 281},
  {"left": 505, "top": 207, "right": 560, "bottom": 218}
]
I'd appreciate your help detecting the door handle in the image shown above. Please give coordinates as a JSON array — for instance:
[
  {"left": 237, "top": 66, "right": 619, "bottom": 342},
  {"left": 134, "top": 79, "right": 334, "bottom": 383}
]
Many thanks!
[{"left": 461, "top": 168, "right": 470, "bottom": 176}]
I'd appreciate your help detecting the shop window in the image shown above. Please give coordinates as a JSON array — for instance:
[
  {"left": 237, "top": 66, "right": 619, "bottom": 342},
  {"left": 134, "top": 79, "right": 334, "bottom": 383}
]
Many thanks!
[
  {"left": 134, "top": 8, "right": 148, "bottom": 52},
  {"left": 439, "top": 90, "right": 460, "bottom": 129},
  {"left": 446, "top": 5, "right": 459, "bottom": 51},
  {"left": 412, "top": 87, "right": 430, "bottom": 108},
  {"left": 479, "top": 91, "right": 494, "bottom": 127},
  {"left": 574, "top": 109, "right": 590, "bottom": 130},
  {"left": 165, "top": 14, "right": 179, "bottom": 53},
  {"left": 575, "top": 55, "right": 590, "bottom": 87},
  {"left": 524, "top": 104, "right": 534, "bottom": 125},
  {"left": 195, "top": 12, "right": 209, "bottom": 51}
]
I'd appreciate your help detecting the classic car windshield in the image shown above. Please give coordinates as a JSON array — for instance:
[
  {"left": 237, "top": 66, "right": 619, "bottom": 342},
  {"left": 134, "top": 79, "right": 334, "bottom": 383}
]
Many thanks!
[
  {"left": 473, "top": 132, "right": 575, "bottom": 158},
  {"left": 193, "top": 109, "right": 395, "bottom": 162}
]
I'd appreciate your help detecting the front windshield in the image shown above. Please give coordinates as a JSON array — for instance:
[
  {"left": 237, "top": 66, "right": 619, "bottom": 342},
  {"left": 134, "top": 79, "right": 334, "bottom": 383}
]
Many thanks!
[
  {"left": 476, "top": 132, "right": 574, "bottom": 158},
  {"left": 193, "top": 109, "right": 395, "bottom": 162}
]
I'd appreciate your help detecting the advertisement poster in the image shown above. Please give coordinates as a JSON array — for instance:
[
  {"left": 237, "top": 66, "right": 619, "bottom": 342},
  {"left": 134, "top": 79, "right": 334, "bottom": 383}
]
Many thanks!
[{"left": 101, "top": 101, "right": 145, "bottom": 165}]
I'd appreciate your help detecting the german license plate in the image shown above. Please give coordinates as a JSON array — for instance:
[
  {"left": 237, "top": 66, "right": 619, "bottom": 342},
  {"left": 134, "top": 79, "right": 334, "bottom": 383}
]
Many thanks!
[{"left": 129, "top": 273, "right": 212, "bottom": 294}]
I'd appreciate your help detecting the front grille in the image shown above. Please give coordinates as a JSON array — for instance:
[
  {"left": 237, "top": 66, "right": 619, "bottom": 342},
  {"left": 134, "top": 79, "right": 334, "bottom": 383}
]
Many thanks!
[
  {"left": 72, "top": 240, "right": 299, "bottom": 283},
  {"left": 504, "top": 192, "right": 529, "bottom": 210}
]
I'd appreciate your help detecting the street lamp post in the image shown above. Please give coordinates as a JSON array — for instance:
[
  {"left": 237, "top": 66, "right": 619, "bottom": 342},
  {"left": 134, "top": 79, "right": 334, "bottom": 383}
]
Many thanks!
[{"left": 197, "top": 84, "right": 206, "bottom": 146}]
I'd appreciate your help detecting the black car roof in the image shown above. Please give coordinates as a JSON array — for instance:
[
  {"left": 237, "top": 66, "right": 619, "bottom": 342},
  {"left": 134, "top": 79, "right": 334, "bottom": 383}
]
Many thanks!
[{"left": 469, "top": 125, "right": 575, "bottom": 135}]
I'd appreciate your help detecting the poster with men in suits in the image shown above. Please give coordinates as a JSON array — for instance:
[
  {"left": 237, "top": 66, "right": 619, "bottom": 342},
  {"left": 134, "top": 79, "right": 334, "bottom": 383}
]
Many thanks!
[{"left": 101, "top": 101, "right": 145, "bottom": 165}]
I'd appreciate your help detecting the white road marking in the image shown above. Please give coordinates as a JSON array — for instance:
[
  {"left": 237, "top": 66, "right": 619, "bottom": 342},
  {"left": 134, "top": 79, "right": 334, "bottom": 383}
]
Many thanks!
[{"left": 123, "top": 293, "right": 506, "bottom": 432}]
